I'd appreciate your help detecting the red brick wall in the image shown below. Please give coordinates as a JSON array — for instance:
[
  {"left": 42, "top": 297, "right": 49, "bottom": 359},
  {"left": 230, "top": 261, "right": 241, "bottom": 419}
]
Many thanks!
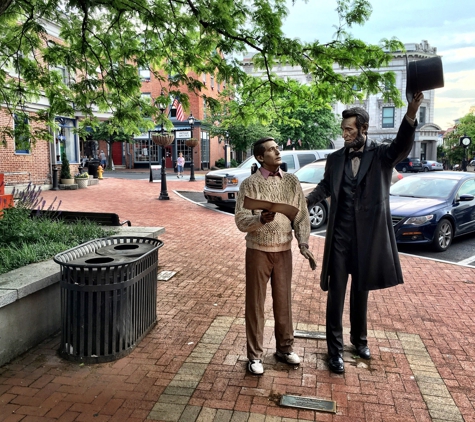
[
  {"left": 139, "top": 70, "right": 226, "bottom": 169},
  {"left": 0, "top": 109, "right": 55, "bottom": 187}
]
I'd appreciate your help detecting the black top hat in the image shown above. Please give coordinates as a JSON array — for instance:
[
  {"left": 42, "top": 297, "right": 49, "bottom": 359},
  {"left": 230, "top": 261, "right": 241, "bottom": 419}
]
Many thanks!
[{"left": 406, "top": 56, "right": 444, "bottom": 102}]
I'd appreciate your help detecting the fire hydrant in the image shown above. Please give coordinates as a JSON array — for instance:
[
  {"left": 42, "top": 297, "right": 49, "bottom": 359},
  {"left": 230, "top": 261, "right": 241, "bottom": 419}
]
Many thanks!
[{"left": 97, "top": 165, "right": 104, "bottom": 180}]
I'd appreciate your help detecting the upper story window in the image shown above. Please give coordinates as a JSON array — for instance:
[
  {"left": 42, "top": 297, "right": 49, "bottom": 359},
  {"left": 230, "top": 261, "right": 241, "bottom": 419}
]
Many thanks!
[
  {"left": 14, "top": 113, "right": 30, "bottom": 154},
  {"left": 139, "top": 67, "right": 150, "bottom": 81},
  {"left": 210, "top": 75, "right": 214, "bottom": 90},
  {"left": 140, "top": 93, "right": 152, "bottom": 117},
  {"left": 47, "top": 41, "right": 71, "bottom": 86},
  {"left": 202, "top": 73, "right": 207, "bottom": 85},
  {"left": 419, "top": 106, "right": 426, "bottom": 125},
  {"left": 382, "top": 107, "right": 395, "bottom": 128}
]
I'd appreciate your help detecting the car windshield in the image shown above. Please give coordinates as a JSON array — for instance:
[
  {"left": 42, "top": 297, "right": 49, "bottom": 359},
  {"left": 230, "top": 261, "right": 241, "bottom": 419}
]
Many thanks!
[
  {"left": 390, "top": 176, "right": 458, "bottom": 198},
  {"left": 295, "top": 165, "right": 325, "bottom": 184}
]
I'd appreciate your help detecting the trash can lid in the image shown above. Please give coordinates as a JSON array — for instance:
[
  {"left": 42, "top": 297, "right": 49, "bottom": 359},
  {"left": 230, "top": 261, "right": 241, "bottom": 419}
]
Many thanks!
[
  {"left": 95, "top": 242, "right": 157, "bottom": 257},
  {"left": 66, "top": 253, "right": 133, "bottom": 266}
]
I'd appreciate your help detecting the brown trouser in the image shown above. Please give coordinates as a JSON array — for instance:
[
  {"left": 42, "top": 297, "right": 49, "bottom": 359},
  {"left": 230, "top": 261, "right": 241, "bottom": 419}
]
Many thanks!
[{"left": 245, "top": 248, "right": 294, "bottom": 360}]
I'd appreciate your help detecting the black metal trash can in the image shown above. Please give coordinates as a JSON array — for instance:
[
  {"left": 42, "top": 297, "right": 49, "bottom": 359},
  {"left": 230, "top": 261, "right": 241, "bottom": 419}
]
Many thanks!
[
  {"left": 87, "top": 159, "right": 100, "bottom": 178},
  {"left": 54, "top": 236, "right": 164, "bottom": 363}
]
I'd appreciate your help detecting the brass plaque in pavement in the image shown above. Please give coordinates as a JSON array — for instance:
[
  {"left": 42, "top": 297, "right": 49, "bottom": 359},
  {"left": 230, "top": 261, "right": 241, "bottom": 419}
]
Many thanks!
[
  {"left": 157, "top": 271, "right": 176, "bottom": 281},
  {"left": 280, "top": 395, "right": 336, "bottom": 413},
  {"left": 293, "top": 330, "right": 326, "bottom": 339}
]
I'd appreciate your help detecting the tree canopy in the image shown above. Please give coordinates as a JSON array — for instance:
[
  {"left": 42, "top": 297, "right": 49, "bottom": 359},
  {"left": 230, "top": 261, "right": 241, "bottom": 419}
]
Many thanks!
[
  {"left": 1, "top": 0, "right": 405, "bottom": 145},
  {"left": 443, "top": 113, "right": 475, "bottom": 166}
]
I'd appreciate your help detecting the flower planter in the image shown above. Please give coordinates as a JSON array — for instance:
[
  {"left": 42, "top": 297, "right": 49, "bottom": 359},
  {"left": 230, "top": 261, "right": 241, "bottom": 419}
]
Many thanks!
[
  {"left": 151, "top": 134, "right": 174, "bottom": 146},
  {"left": 75, "top": 178, "right": 89, "bottom": 189},
  {"left": 61, "top": 178, "right": 75, "bottom": 185},
  {"left": 185, "top": 138, "right": 199, "bottom": 148}
]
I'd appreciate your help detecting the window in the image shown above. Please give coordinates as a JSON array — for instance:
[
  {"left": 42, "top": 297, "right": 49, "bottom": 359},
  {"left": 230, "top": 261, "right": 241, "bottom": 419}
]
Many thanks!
[
  {"left": 202, "top": 73, "right": 207, "bottom": 85},
  {"left": 210, "top": 75, "right": 214, "bottom": 89},
  {"left": 297, "top": 154, "right": 318, "bottom": 167},
  {"left": 140, "top": 93, "right": 152, "bottom": 117},
  {"left": 14, "top": 114, "right": 30, "bottom": 154},
  {"left": 47, "top": 41, "right": 71, "bottom": 86},
  {"left": 382, "top": 107, "right": 395, "bottom": 128},
  {"left": 281, "top": 155, "right": 296, "bottom": 171},
  {"left": 419, "top": 106, "right": 426, "bottom": 125},
  {"left": 55, "top": 117, "right": 78, "bottom": 163},
  {"left": 200, "top": 131, "right": 209, "bottom": 169},
  {"left": 458, "top": 179, "right": 475, "bottom": 196},
  {"left": 139, "top": 67, "right": 150, "bottom": 81},
  {"left": 176, "top": 138, "right": 191, "bottom": 163}
]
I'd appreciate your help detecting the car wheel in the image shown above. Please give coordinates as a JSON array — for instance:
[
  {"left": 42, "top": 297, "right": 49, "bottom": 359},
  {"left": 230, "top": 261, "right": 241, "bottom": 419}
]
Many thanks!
[
  {"left": 308, "top": 202, "right": 327, "bottom": 229},
  {"left": 401, "top": 166, "right": 408, "bottom": 173},
  {"left": 424, "top": 167, "right": 429, "bottom": 172},
  {"left": 431, "top": 219, "right": 453, "bottom": 252}
]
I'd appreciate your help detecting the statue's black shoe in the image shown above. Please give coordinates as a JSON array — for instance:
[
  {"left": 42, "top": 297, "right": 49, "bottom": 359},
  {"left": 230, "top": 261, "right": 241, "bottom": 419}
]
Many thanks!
[
  {"left": 328, "top": 355, "right": 344, "bottom": 374},
  {"left": 356, "top": 346, "right": 371, "bottom": 360}
]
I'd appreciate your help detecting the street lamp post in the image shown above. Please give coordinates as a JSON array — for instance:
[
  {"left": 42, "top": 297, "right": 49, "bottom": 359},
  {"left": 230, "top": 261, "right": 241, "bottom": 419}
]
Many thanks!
[
  {"left": 157, "top": 93, "right": 170, "bottom": 200},
  {"left": 188, "top": 113, "right": 196, "bottom": 182},
  {"left": 148, "top": 130, "right": 153, "bottom": 182},
  {"left": 460, "top": 134, "right": 472, "bottom": 172}
]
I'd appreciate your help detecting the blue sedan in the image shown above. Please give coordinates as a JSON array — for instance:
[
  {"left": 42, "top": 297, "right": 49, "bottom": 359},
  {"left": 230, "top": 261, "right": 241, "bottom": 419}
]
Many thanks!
[{"left": 390, "top": 172, "right": 475, "bottom": 251}]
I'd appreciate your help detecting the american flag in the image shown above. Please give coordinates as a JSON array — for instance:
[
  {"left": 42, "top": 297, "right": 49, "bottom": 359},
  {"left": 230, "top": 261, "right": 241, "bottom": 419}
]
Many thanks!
[{"left": 173, "top": 98, "right": 185, "bottom": 121}]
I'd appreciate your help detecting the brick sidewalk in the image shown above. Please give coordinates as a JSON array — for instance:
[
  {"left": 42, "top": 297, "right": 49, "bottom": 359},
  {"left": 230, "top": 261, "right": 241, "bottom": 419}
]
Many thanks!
[{"left": 0, "top": 177, "right": 474, "bottom": 421}]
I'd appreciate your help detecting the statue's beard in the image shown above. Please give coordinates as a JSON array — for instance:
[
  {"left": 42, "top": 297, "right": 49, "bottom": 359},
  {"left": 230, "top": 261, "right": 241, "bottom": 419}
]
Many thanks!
[{"left": 344, "top": 131, "right": 366, "bottom": 150}]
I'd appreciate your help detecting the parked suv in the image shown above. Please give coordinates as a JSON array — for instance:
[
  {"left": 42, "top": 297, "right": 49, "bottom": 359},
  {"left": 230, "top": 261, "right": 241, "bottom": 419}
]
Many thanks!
[
  {"left": 203, "top": 149, "right": 334, "bottom": 209},
  {"left": 395, "top": 157, "right": 423, "bottom": 173}
]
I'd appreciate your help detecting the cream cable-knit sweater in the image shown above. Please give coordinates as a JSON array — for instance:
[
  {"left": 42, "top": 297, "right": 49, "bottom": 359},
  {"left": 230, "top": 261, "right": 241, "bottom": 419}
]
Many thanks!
[{"left": 235, "top": 171, "right": 310, "bottom": 252}]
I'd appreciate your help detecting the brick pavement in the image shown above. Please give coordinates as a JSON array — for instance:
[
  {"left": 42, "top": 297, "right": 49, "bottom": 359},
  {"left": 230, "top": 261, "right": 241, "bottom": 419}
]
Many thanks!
[{"left": 0, "top": 175, "right": 474, "bottom": 421}]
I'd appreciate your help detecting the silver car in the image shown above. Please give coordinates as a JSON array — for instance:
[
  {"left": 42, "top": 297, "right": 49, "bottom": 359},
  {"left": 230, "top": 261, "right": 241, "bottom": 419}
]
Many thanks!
[
  {"left": 422, "top": 160, "right": 444, "bottom": 171},
  {"left": 296, "top": 161, "right": 402, "bottom": 229}
]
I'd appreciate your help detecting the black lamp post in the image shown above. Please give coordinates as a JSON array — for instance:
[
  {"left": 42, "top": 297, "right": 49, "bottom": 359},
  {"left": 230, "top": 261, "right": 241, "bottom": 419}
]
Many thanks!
[
  {"left": 157, "top": 92, "right": 170, "bottom": 200},
  {"left": 188, "top": 113, "right": 196, "bottom": 182},
  {"left": 460, "top": 134, "right": 471, "bottom": 172}
]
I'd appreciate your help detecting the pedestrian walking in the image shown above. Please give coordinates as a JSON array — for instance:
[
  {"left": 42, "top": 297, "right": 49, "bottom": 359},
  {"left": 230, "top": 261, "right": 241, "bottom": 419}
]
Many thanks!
[{"left": 176, "top": 152, "right": 185, "bottom": 178}]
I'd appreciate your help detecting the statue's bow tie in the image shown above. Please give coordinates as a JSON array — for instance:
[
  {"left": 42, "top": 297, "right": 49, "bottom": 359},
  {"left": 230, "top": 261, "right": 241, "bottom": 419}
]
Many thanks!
[{"left": 349, "top": 151, "right": 363, "bottom": 159}]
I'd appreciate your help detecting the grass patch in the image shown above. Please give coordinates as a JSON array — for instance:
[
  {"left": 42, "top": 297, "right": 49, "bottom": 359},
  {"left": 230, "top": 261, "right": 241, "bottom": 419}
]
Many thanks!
[{"left": 0, "top": 207, "right": 116, "bottom": 275}]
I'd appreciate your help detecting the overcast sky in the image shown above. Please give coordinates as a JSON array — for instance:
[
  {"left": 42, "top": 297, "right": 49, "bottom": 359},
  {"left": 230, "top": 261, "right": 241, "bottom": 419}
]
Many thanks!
[{"left": 281, "top": 0, "right": 475, "bottom": 129}]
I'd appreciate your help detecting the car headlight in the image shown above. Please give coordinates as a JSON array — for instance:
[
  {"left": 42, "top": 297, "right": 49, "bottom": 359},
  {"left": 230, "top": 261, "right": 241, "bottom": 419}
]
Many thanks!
[
  {"left": 404, "top": 215, "right": 434, "bottom": 225},
  {"left": 226, "top": 176, "right": 239, "bottom": 186}
]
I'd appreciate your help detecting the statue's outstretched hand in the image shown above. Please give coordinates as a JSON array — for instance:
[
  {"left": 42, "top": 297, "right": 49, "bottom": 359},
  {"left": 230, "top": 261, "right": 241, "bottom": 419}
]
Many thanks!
[{"left": 300, "top": 246, "right": 317, "bottom": 271}]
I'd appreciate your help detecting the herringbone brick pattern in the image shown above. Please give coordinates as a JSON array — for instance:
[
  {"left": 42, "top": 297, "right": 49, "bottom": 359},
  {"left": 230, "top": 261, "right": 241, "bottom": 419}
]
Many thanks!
[{"left": 0, "top": 175, "right": 474, "bottom": 421}]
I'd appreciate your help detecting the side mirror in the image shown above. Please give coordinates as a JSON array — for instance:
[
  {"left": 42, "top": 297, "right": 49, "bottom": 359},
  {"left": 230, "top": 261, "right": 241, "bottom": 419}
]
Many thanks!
[
  {"left": 280, "top": 162, "right": 288, "bottom": 172},
  {"left": 459, "top": 194, "right": 475, "bottom": 202}
]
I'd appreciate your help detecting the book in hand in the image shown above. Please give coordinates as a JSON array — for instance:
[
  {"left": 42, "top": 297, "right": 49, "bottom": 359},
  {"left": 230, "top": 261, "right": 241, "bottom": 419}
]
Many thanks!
[{"left": 243, "top": 196, "right": 299, "bottom": 221}]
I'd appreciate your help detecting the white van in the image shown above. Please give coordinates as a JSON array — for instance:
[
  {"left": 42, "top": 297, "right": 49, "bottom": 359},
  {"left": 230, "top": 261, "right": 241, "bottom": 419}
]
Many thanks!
[{"left": 203, "top": 149, "right": 334, "bottom": 209}]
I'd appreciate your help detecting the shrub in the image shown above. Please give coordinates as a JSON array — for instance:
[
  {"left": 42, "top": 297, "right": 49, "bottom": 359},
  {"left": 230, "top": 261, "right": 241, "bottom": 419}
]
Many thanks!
[
  {"left": 214, "top": 158, "right": 239, "bottom": 168},
  {"left": 60, "top": 151, "right": 72, "bottom": 179}
]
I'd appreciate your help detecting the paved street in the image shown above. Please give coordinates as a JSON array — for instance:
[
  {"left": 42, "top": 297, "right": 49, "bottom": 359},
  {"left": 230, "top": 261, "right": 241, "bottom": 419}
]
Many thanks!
[{"left": 0, "top": 175, "right": 474, "bottom": 421}]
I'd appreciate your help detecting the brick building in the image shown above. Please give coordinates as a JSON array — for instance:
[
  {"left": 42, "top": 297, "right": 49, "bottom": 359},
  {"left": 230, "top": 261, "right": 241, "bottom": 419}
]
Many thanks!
[{"left": 1, "top": 20, "right": 228, "bottom": 191}]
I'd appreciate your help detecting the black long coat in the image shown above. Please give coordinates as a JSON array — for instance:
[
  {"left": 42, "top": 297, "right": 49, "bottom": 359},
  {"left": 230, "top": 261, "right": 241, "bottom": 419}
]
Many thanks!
[{"left": 307, "top": 118, "right": 416, "bottom": 291}]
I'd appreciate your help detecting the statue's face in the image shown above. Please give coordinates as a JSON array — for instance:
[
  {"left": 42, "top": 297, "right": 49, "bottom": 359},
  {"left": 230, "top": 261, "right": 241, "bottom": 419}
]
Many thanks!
[
  {"left": 342, "top": 116, "right": 366, "bottom": 150},
  {"left": 257, "top": 140, "right": 282, "bottom": 171}
]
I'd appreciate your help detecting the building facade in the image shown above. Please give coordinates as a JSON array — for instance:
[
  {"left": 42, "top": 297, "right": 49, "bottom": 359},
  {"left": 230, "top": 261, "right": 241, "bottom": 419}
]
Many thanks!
[{"left": 242, "top": 40, "right": 442, "bottom": 161}]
